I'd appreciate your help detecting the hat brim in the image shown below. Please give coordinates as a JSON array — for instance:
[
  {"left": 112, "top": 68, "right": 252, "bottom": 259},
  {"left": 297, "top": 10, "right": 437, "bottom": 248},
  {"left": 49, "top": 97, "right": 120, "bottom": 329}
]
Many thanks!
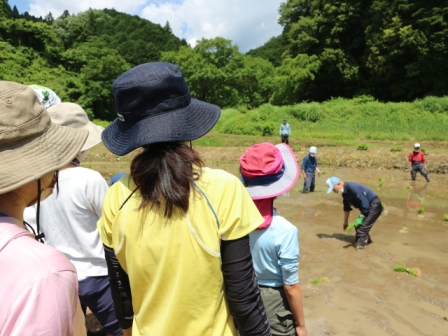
[
  {"left": 82, "top": 123, "right": 104, "bottom": 151},
  {"left": 102, "top": 98, "right": 220, "bottom": 156},
  {"left": 244, "top": 143, "right": 299, "bottom": 200},
  {"left": 0, "top": 124, "right": 88, "bottom": 194},
  {"left": 327, "top": 187, "right": 334, "bottom": 194}
]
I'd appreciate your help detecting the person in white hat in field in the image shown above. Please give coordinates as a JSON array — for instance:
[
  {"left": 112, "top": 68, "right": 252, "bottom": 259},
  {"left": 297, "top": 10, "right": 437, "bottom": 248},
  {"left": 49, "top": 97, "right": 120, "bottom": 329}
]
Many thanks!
[
  {"left": 300, "top": 146, "right": 321, "bottom": 193},
  {"left": 408, "top": 143, "right": 430, "bottom": 182},
  {"left": 24, "top": 102, "right": 123, "bottom": 336},
  {"left": 0, "top": 81, "right": 87, "bottom": 335},
  {"left": 240, "top": 142, "right": 308, "bottom": 336}
]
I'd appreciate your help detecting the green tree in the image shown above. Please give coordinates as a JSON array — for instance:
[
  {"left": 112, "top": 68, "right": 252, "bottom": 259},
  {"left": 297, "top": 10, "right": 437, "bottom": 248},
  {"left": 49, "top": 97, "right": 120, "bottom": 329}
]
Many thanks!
[
  {"left": 270, "top": 54, "right": 321, "bottom": 105},
  {"left": 45, "top": 12, "right": 54, "bottom": 25},
  {"left": 365, "top": 0, "right": 448, "bottom": 100},
  {"left": 279, "top": 0, "right": 369, "bottom": 101},
  {"left": 164, "top": 21, "right": 172, "bottom": 34},
  {"left": 162, "top": 38, "right": 275, "bottom": 108},
  {"left": 246, "top": 35, "right": 288, "bottom": 67}
]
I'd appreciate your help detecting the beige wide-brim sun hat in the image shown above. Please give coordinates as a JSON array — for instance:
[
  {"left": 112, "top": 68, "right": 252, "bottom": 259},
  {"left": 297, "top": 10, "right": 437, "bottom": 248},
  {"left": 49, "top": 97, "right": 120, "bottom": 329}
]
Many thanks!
[
  {"left": 0, "top": 81, "right": 88, "bottom": 194},
  {"left": 47, "top": 102, "right": 103, "bottom": 151}
]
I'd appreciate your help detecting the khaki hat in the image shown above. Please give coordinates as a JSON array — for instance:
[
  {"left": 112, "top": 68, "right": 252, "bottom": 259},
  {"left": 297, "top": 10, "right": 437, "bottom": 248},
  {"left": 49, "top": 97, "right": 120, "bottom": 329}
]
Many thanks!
[
  {"left": 47, "top": 102, "right": 103, "bottom": 151},
  {"left": 0, "top": 81, "right": 88, "bottom": 194}
]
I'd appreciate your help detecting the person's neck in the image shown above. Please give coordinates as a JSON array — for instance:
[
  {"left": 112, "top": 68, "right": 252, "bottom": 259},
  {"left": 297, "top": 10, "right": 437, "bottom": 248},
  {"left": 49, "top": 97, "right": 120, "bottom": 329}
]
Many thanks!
[
  {"left": 62, "top": 162, "right": 77, "bottom": 170},
  {"left": 0, "top": 202, "right": 25, "bottom": 228}
]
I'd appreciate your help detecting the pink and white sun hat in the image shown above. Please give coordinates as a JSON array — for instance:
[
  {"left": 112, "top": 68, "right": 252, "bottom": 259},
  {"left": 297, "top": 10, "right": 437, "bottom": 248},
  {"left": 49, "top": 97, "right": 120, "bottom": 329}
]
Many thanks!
[{"left": 239, "top": 142, "right": 299, "bottom": 200}]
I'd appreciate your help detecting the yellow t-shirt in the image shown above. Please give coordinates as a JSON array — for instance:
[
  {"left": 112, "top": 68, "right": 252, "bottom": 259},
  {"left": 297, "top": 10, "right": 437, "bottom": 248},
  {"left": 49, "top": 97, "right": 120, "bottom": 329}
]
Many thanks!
[{"left": 97, "top": 167, "right": 263, "bottom": 336}]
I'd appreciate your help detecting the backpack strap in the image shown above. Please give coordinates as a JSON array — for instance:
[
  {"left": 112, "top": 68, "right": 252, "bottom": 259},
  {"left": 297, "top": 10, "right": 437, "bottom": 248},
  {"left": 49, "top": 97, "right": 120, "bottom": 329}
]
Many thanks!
[{"left": 194, "top": 182, "right": 220, "bottom": 229}]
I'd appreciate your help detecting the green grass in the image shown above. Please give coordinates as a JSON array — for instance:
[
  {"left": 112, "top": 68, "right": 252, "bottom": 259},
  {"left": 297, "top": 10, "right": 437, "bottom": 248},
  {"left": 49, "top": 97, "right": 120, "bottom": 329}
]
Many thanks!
[
  {"left": 357, "top": 144, "right": 368, "bottom": 150},
  {"left": 93, "top": 119, "right": 110, "bottom": 128},
  {"left": 212, "top": 97, "right": 448, "bottom": 141},
  {"left": 391, "top": 146, "right": 403, "bottom": 151},
  {"left": 310, "top": 277, "right": 329, "bottom": 285}
]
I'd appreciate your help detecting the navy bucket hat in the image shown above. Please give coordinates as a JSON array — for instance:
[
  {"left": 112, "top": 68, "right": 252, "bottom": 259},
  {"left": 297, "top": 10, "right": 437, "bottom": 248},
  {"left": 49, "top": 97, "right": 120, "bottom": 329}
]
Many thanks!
[{"left": 102, "top": 62, "right": 221, "bottom": 156}]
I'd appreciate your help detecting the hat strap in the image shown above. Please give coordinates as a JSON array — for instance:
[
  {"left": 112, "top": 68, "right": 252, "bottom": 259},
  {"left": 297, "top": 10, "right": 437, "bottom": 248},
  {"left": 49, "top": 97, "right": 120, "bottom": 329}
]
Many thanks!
[
  {"left": 241, "top": 165, "right": 285, "bottom": 187},
  {"left": 35, "top": 179, "right": 46, "bottom": 243}
]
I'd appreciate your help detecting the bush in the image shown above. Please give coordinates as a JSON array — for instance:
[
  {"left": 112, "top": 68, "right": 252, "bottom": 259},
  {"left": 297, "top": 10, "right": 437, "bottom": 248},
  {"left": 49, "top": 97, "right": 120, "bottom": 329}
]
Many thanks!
[
  {"left": 93, "top": 119, "right": 110, "bottom": 128},
  {"left": 291, "top": 103, "right": 323, "bottom": 122},
  {"left": 254, "top": 122, "right": 275, "bottom": 136}
]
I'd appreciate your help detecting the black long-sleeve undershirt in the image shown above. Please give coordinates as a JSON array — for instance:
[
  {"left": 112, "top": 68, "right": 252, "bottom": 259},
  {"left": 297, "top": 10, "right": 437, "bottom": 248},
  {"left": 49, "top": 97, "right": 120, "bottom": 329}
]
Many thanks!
[
  {"left": 221, "top": 235, "right": 272, "bottom": 336},
  {"left": 103, "top": 245, "right": 134, "bottom": 329}
]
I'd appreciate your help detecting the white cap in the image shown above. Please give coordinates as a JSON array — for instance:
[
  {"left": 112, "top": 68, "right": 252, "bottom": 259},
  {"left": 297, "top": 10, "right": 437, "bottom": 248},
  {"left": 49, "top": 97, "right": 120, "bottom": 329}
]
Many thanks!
[
  {"left": 309, "top": 146, "right": 317, "bottom": 154},
  {"left": 414, "top": 143, "right": 420, "bottom": 148}
]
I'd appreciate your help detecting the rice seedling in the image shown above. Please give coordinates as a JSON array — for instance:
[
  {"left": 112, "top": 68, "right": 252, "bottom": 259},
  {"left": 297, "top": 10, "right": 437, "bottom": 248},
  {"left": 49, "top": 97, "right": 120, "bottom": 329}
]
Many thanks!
[
  {"left": 310, "top": 277, "right": 329, "bottom": 285},
  {"left": 345, "top": 219, "right": 360, "bottom": 234},
  {"left": 393, "top": 264, "right": 421, "bottom": 277},
  {"left": 357, "top": 144, "right": 368, "bottom": 150},
  {"left": 444, "top": 214, "right": 448, "bottom": 221},
  {"left": 417, "top": 207, "right": 424, "bottom": 215},
  {"left": 399, "top": 226, "right": 409, "bottom": 233},
  {"left": 390, "top": 146, "right": 403, "bottom": 151}
]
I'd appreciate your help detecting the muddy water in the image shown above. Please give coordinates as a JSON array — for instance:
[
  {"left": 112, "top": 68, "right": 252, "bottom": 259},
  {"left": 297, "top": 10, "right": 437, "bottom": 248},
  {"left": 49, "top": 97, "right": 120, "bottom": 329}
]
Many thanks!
[{"left": 217, "top": 164, "right": 448, "bottom": 335}]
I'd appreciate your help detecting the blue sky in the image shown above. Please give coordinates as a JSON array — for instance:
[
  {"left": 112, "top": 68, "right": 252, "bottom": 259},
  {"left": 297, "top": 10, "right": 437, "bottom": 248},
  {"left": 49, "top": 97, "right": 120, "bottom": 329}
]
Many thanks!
[{"left": 8, "top": 0, "right": 284, "bottom": 53}]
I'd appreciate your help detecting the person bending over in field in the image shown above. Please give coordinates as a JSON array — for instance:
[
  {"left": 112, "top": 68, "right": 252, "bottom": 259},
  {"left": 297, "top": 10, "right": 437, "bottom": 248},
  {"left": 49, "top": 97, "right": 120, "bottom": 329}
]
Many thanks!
[{"left": 326, "top": 176, "right": 382, "bottom": 250}]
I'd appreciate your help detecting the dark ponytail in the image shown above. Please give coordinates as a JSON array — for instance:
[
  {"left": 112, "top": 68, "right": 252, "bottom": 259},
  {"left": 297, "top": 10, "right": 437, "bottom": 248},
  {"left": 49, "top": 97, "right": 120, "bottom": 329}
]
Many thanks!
[{"left": 130, "top": 142, "right": 204, "bottom": 218}]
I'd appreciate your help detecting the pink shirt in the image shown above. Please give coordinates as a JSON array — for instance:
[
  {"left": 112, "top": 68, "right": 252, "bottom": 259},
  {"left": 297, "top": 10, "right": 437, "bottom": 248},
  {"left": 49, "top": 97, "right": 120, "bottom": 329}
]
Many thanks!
[{"left": 0, "top": 217, "right": 85, "bottom": 336}]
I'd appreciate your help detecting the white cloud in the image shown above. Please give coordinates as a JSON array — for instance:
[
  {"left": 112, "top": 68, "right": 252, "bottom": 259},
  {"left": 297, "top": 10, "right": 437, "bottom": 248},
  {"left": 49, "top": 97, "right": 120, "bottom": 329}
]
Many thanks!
[
  {"left": 24, "top": 0, "right": 284, "bottom": 52},
  {"left": 140, "top": 0, "right": 283, "bottom": 52}
]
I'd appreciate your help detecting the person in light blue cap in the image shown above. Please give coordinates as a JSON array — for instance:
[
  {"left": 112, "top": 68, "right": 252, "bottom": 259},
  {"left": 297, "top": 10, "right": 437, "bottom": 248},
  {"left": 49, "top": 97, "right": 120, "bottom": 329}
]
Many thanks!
[{"left": 326, "top": 176, "right": 382, "bottom": 250}]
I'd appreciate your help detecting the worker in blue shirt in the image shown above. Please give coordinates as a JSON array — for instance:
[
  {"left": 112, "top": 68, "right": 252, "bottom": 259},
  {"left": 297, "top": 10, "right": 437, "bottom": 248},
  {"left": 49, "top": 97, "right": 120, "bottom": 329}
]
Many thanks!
[
  {"left": 300, "top": 146, "right": 321, "bottom": 193},
  {"left": 326, "top": 177, "right": 382, "bottom": 250},
  {"left": 279, "top": 118, "right": 291, "bottom": 145}
]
